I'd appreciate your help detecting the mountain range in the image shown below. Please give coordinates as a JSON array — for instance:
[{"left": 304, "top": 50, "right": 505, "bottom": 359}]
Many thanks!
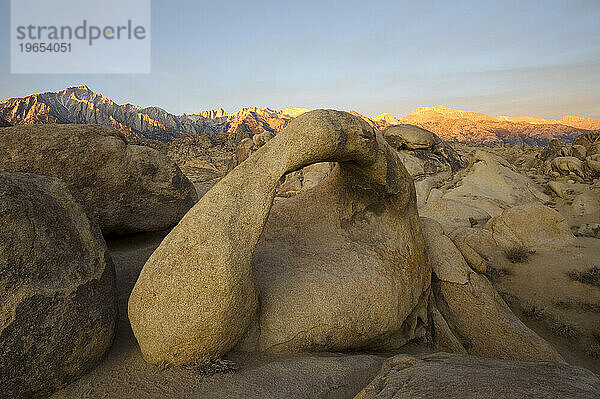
[{"left": 1, "top": 86, "right": 598, "bottom": 145}]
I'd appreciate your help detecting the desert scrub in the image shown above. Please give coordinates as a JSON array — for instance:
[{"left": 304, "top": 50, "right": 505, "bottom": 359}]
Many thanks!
[
  {"left": 522, "top": 304, "right": 545, "bottom": 320},
  {"left": 157, "top": 358, "right": 237, "bottom": 376},
  {"left": 485, "top": 266, "right": 511, "bottom": 283},
  {"left": 551, "top": 322, "right": 578, "bottom": 339},
  {"left": 567, "top": 267, "right": 600, "bottom": 288},
  {"left": 183, "top": 358, "right": 237, "bottom": 376},
  {"left": 504, "top": 246, "right": 531, "bottom": 263}
]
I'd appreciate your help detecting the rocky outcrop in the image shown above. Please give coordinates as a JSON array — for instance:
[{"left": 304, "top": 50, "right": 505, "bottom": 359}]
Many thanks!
[
  {"left": 551, "top": 156, "right": 585, "bottom": 178},
  {"left": 0, "top": 172, "right": 117, "bottom": 399},
  {"left": 420, "top": 218, "right": 562, "bottom": 362},
  {"left": 533, "top": 131, "right": 600, "bottom": 180},
  {"left": 486, "top": 203, "right": 576, "bottom": 250},
  {"left": 355, "top": 353, "right": 600, "bottom": 399},
  {"left": 128, "top": 110, "right": 430, "bottom": 366},
  {"left": 426, "top": 150, "right": 550, "bottom": 223},
  {"left": 0, "top": 124, "right": 197, "bottom": 235},
  {"left": 382, "top": 125, "right": 467, "bottom": 207},
  {"left": 383, "top": 124, "right": 437, "bottom": 150}
]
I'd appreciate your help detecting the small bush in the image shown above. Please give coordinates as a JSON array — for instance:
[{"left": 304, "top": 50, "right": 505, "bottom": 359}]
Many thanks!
[
  {"left": 485, "top": 266, "right": 511, "bottom": 283},
  {"left": 567, "top": 267, "right": 600, "bottom": 288},
  {"left": 183, "top": 358, "right": 237, "bottom": 376},
  {"left": 551, "top": 322, "right": 577, "bottom": 339},
  {"left": 522, "top": 305, "right": 545, "bottom": 320},
  {"left": 505, "top": 246, "right": 530, "bottom": 263}
]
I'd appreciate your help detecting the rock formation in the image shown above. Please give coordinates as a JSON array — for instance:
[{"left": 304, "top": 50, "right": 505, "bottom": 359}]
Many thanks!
[
  {"left": 355, "top": 353, "right": 600, "bottom": 399},
  {"left": 486, "top": 203, "right": 576, "bottom": 250},
  {"left": 421, "top": 217, "right": 563, "bottom": 362},
  {"left": 382, "top": 124, "right": 467, "bottom": 207},
  {"left": 419, "top": 150, "right": 550, "bottom": 231},
  {"left": 0, "top": 124, "right": 197, "bottom": 235},
  {"left": 128, "top": 110, "right": 430, "bottom": 366},
  {"left": 0, "top": 172, "right": 118, "bottom": 398},
  {"left": 533, "top": 131, "right": 600, "bottom": 180}
]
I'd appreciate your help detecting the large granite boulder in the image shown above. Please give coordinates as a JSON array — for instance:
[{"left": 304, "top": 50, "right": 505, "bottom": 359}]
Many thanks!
[
  {"left": 586, "top": 154, "right": 600, "bottom": 177},
  {"left": 129, "top": 110, "right": 430, "bottom": 366},
  {"left": 355, "top": 353, "right": 600, "bottom": 399},
  {"left": 0, "top": 124, "right": 197, "bottom": 235},
  {"left": 0, "top": 172, "right": 118, "bottom": 398},
  {"left": 551, "top": 156, "right": 585, "bottom": 178},
  {"left": 383, "top": 124, "right": 437, "bottom": 150},
  {"left": 572, "top": 130, "right": 600, "bottom": 150},
  {"left": 419, "top": 198, "right": 491, "bottom": 232},
  {"left": 486, "top": 203, "right": 575, "bottom": 250}
]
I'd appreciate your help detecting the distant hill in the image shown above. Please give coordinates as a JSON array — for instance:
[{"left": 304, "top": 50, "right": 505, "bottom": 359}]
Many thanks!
[
  {"left": 397, "top": 105, "right": 589, "bottom": 145},
  {"left": 1, "top": 87, "right": 596, "bottom": 145}
]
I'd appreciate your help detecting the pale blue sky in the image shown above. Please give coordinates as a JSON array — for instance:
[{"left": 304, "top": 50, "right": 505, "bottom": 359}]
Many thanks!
[{"left": 1, "top": 0, "right": 599, "bottom": 118}]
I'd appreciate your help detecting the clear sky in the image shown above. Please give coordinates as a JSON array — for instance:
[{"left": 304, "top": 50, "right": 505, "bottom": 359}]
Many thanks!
[{"left": 1, "top": 0, "right": 599, "bottom": 118}]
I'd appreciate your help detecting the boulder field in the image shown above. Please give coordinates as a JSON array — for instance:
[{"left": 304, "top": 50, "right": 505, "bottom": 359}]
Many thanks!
[{"left": 2, "top": 113, "right": 597, "bottom": 398}]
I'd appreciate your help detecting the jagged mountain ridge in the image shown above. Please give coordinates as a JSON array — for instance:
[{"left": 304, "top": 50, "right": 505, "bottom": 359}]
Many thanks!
[
  {"left": 0, "top": 86, "right": 306, "bottom": 142},
  {"left": 0, "top": 86, "right": 597, "bottom": 144}
]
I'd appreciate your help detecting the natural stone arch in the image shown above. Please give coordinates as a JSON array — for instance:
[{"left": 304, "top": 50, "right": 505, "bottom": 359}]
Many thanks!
[{"left": 128, "top": 110, "right": 430, "bottom": 366}]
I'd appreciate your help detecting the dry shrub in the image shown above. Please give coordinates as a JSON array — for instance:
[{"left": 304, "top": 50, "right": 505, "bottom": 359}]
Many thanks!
[
  {"left": 485, "top": 266, "right": 511, "bottom": 283},
  {"left": 567, "top": 267, "right": 600, "bottom": 288},
  {"left": 504, "top": 246, "right": 530, "bottom": 263},
  {"left": 183, "top": 358, "right": 237, "bottom": 376}
]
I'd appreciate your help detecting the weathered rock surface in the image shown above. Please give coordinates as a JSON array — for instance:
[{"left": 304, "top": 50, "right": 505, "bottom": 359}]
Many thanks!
[
  {"left": 0, "top": 172, "right": 118, "bottom": 399},
  {"left": 129, "top": 110, "right": 430, "bottom": 366},
  {"left": 421, "top": 217, "right": 563, "bottom": 362},
  {"left": 355, "top": 353, "right": 600, "bottom": 399},
  {"left": 383, "top": 124, "right": 437, "bottom": 150},
  {"left": 530, "top": 131, "right": 600, "bottom": 181},
  {"left": 587, "top": 154, "right": 600, "bottom": 177},
  {"left": 437, "top": 150, "right": 549, "bottom": 217},
  {"left": 486, "top": 203, "right": 575, "bottom": 249},
  {"left": 419, "top": 198, "right": 491, "bottom": 232},
  {"left": 383, "top": 125, "right": 466, "bottom": 207},
  {"left": 0, "top": 124, "right": 197, "bottom": 235},
  {"left": 552, "top": 156, "right": 585, "bottom": 178}
]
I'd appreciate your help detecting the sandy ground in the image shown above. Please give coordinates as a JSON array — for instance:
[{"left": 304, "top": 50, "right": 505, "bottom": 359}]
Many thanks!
[
  {"left": 51, "top": 226, "right": 599, "bottom": 397},
  {"left": 489, "top": 237, "right": 600, "bottom": 374},
  {"left": 50, "top": 231, "right": 387, "bottom": 399}
]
